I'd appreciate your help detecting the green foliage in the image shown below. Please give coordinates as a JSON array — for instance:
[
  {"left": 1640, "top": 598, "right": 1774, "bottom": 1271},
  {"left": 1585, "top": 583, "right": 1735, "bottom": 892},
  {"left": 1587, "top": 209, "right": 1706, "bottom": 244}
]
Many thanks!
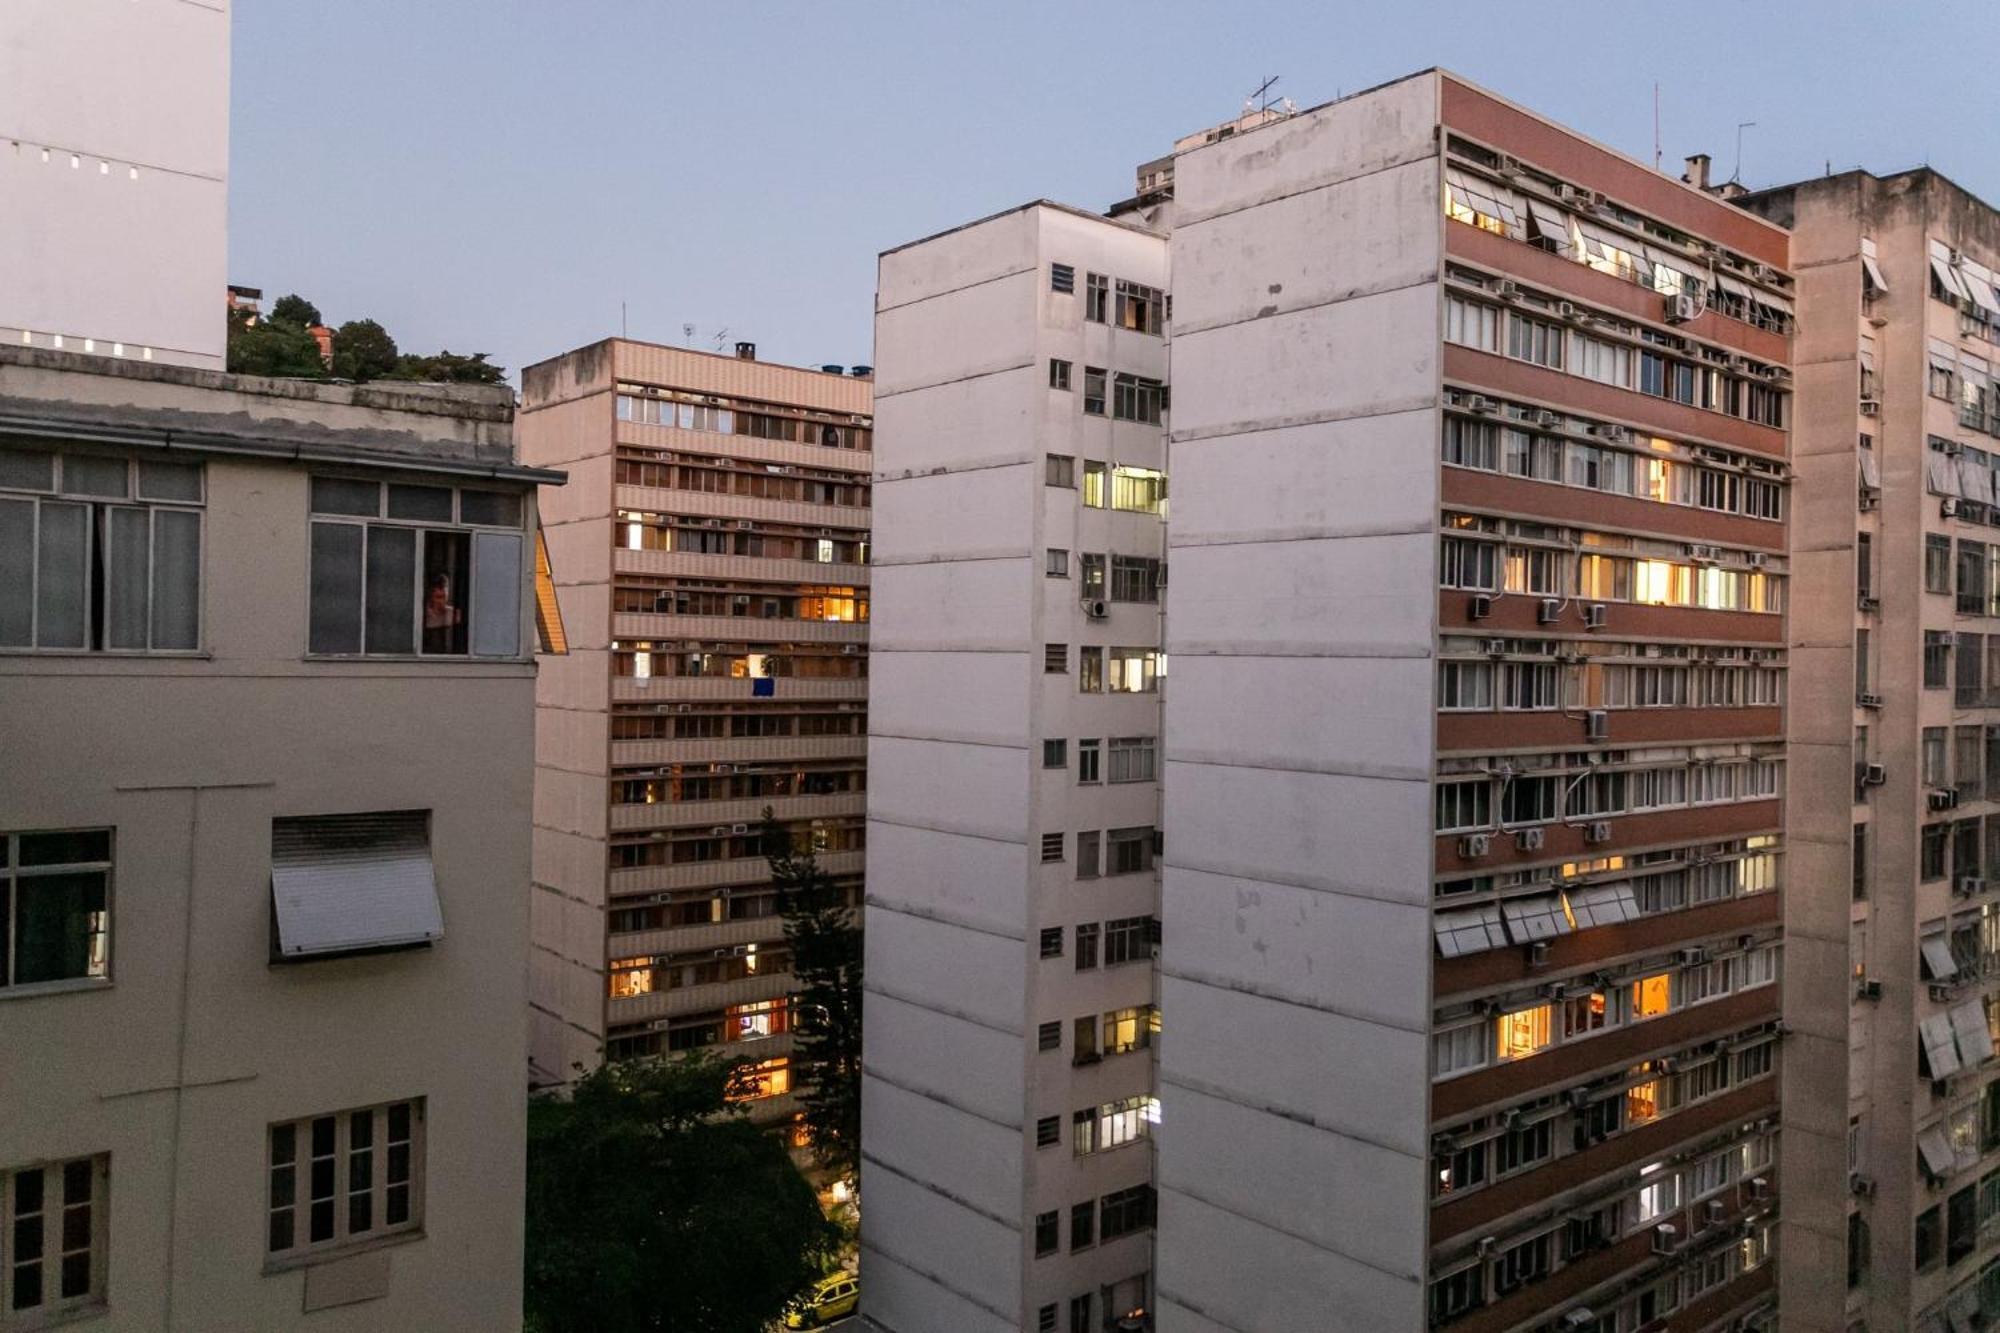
[
  {"left": 330, "top": 319, "right": 399, "bottom": 383},
  {"left": 387, "top": 349, "right": 507, "bottom": 384},
  {"left": 267, "top": 293, "right": 323, "bottom": 328},
  {"left": 762, "top": 811, "right": 864, "bottom": 1177},
  {"left": 525, "top": 1054, "right": 837, "bottom": 1333},
  {"left": 226, "top": 321, "right": 328, "bottom": 379}
]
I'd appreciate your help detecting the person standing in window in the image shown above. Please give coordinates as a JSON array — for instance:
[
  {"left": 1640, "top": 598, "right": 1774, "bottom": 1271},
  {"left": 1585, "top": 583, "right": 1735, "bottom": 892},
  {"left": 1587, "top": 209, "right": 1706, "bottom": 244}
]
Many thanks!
[{"left": 423, "top": 573, "right": 464, "bottom": 653}]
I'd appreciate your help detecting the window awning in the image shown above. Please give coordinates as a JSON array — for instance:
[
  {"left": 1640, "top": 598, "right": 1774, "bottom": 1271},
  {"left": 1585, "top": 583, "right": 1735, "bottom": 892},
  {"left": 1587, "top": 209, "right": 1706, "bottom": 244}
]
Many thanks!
[
  {"left": 271, "top": 811, "right": 444, "bottom": 961},
  {"left": 1527, "top": 199, "right": 1572, "bottom": 249},
  {"left": 1928, "top": 453, "right": 1964, "bottom": 499},
  {"left": 1922, "top": 1013, "right": 1964, "bottom": 1080},
  {"left": 1566, "top": 881, "right": 1639, "bottom": 929},
  {"left": 1934, "top": 254, "right": 1971, "bottom": 303},
  {"left": 1859, "top": 450, "right": 1882, "bottom": 490},
  {"left": 1923, "top": 934, "right": 1961, "bottom": 980},
  {"left": 1435, "top": 903, "right": 1507, "bottom": 958},
  {"left": 1919, "top": 1123, "right": 1957, "bottom": 1177},
  {"left": 1963, "top": 271, "right": 2000, "bottom": 317},
  {"left": 1861, "top": 252, "right": 1890, "bottom": 295},
  {"left": 1961, "top": 458, "right": 1996, "bottom": 506},
  {"left": 534, "top": 521, "right": 568, "bottom": 655},
  {"left": 1951, "top": 1000, "right": 1995, "bottom": 1065},
  {"left": 1714, "top": 271, "right": 1754, "bottom": 301},
  {"left": 1501, "top": 894, "right": 1572, "bottom": 943}
]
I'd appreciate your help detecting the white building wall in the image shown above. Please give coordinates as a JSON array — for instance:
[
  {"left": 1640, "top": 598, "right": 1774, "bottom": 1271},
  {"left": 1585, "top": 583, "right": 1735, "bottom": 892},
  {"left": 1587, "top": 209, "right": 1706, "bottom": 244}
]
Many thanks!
[
  {"left": 1156, "top": 73, "right": 1444, "bottom": 1333},
  {"left": 866, "top": 203, "right": 1167, "bottom": 1331},
  {"left": 0, "top": 0, "right": 229, "bottom": 367}
]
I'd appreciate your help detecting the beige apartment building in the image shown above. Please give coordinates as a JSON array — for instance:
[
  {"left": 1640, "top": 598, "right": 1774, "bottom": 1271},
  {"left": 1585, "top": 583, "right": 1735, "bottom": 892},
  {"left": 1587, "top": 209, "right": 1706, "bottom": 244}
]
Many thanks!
[
  {"left": 520, "top": 339, "right": 872, "bottom": 1122},
  {"left": 865, "top": 205, "right": 1169, "bottom": 1331},
  {"left": 1737, "top": 169, "right": 2000, "bottom": 1333},
  {"left": 0, "top": 345, "right": 559, "bottom": 1328}
]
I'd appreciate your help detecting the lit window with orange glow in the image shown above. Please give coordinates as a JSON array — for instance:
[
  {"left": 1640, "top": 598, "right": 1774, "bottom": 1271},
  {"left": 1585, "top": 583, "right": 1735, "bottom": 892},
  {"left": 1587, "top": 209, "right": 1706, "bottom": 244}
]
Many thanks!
[
  {"left": 1630, "top": 973, "right": 1671, "bottom": 1020},
  {"left": 730, "top": 1057, "right": 792, "bottom": 1102},
  {"left": 609, "top": 959, "right": 655, "bottom": 999},
  {"left": 1626, "top": 1073, "right": 1662, "bottom": 1124},
  {"left": 1494, "top": 1005, "right": 1553, "bottom": 1061}
]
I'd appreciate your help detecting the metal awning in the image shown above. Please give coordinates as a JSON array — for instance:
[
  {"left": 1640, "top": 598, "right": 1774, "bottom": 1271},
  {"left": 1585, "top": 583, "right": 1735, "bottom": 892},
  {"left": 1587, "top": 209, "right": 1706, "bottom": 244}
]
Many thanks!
[
  {"left": 1928, "top": 454, "right": 1963, "bottom": 499},
  {"left": 1923, "top": 934, "right": 1961, "bottom": 980},
  {"left": 1859, "top": 450, "right": 1881, "bottom": 490},
  {"left": 1919, "top": 1123, "right": 1956, "bottom": 1177},
  {"left": 1527, "top": 199, "right": 1572, "bottom": 249},
  {"left": 1934, "top": 254, "right": 1971, "bottom": 303},
  {"left": 1435, "top": 903, "right": 1507, "bottom": 958},
  {"left": 1566, "top": 882, "right": 1639, "bottom": 929},
  {"left": 1501, "top": 894, "right": 1572, "bottom": 943},
  {"left": 1951, "top": 1000, "right": 1995, "bottom": 1066},
  {"left": 271, "top": 811, "right": 444, "bottom": 961},
  {"left": 1963, "top": 270, "right": 2000, "bottom": 317},
  {"left": 1922, "top": 1013, "right": 1964, "bottom": 1080},
  {"left": 1861, "top": 252, "right": 1890, "bottom": 295}
]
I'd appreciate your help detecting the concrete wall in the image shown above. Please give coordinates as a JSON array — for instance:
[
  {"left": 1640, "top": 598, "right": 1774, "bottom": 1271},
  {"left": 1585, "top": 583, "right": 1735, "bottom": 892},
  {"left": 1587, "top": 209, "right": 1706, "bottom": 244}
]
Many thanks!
[
  {"left": 0, "top": 0, "right": 229, "bottom": 367},
  {"left": 0, "top": 366, "right": 541, "bottom": 1328},
  {"left": 1156, "top": 72, "right": 1442, "bottom": 1333}
]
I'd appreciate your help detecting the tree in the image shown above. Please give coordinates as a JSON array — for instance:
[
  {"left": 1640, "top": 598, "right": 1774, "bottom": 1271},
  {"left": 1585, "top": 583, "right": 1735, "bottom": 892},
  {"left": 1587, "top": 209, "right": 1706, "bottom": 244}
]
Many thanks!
[
  {"left": 762, "top": 811, "right": 863, "bottom": 1177},
  {"left": 525, "top": 1054, "right": 836, "bottom": 1333},
  {"left": 331, "top": 319, "right": 399, "bottom": 383},
  {"left": 388, "top": 349, "right": 507, "bottom": 384},
  {"left": 226, "top": 320, "right": 328, "bottom": 379},
  {"left": 267, "top": 293, "right": 323, "bottom": 328}
]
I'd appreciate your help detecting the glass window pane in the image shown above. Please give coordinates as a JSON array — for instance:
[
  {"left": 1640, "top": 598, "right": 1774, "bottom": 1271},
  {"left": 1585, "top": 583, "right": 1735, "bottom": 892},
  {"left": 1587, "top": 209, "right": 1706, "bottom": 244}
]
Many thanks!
[
  {"left": 35, "top": 502, "right": 88, "bottom": 649},
  {"left": 13, "top": 872, "right": 107, "bottom": 984},
  {"left": 459, "top": 490, "right": 521, "bottom": 527},
  {"left": 18, "top": 831, "right": 110, "bottom": 866},
  {"left": 386, "top": 484, "right": 452, "bottom": 521},
  {"left": 0, "top": 498, "right": 33, "bottom": 645},
  {"left": 309, "top": 477, "right": 378, "bottom": 516},
  {"left": 471, "top": 532, "right": 522, "bottom": 657},
  {"left": 104, "top": 507, "right": 150, "bottom": 650},
  {"left": 0, "top": 448, "right": 54, "bottom": 492},
  {"left": 422, "top": 531, "right": 470, "bottom": 655},
  {"left": 151, "top": 510, "right": 201, "bottom": 650},
  {"left": 60, "top": 455, "right": 127, "bottom": 498},
  {"left": 136, "top": 460, "right": 202, "bottom": 502},
  {"left": 364, "top": 526, "right": 417, "bottom": 655},
  {"left": 308, "top": 522, "right": 364, "bottom": 654}
]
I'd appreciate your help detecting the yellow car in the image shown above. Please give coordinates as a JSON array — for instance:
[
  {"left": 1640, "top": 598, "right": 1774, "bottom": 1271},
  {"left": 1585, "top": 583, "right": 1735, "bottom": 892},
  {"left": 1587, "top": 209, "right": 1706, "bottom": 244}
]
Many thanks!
[{"left": 784, "top": 1273, "right": 860, "bottom": 1328}]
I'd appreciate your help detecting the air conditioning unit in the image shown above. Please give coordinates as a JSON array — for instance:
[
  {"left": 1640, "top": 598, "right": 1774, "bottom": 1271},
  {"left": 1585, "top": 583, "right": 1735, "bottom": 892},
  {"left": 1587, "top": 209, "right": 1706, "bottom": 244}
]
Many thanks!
[
  {"left": 1651, "top": 1224, "right": 1678, "bottom": 1255},
  {"left": 710, "top": 825, "right": 730, "bottom": 836},
  {"left": 1753, "top": 263, "right": 1782, "bottom": 284},
  {"left": 1961, "top": 877, "right": 1989, "bottom": 898},
  {"left": 1861, "top": 762, "right": 1887, "bottom": 785},
  {"left": 1859, "top": 490, "right": 1880, "bottom": 512},
  {"left": 1561, "top": 1311, "right": 1596, "bottom": 1331},
  {"left": 1666, "top": 293, "right": 1700, "bottom": 323},
  {"left": 1703, "top": 1200, "right": 1727, "bottom": 1227},
  {"left": 703, "top": 517, "right": 721, "bottom": 527},
  {"left": 1685, "top": 542, "right": 1721, "bottom": 562},
  {"left": 1459, "top": 833, "right": 1492, "bottom": 858},
  {"left": 1931, "top": 983, "right": 1958, "bottom": 1004},
  {"left": 1083, "top": 598, "right": 1110, "bottom": 620},
  {"left": 1760, "top": 365, "right": 1789, "bottom": 383},
  {"left": 1557, "top": 301, "right": 1584, "bottom": 322},
  {"left": 1470, "top": 594, "right": 1495, "bottom": 620},
  {"left": 731, "top": 823, "right": 749, "bottom": 835},
  {"left": 1943, "top": 497, "right": 1962, "bottom": 518},
  {"left": 1850, "top": 1173, "right": 1875, "bottom": 1198},
  {"left": 1534, "top": 409, "right": 1563, "bottom": 428},
  {"left": 1747, "top": 552, "right": 1768, "bottom": 568},
  {"left": 1858, "top": 594, "right": 1880, "bottom": 611},
  {"left": 1585, "top": 820, "right": 1612, "bottom": 844},
  {"left": 1679, "top": 946, "right": 1708, "bottom": 966},
  {"left": 1585, "top": 710, "right": 1609, "bottom": 741},
  {"left": 675, "top": 703, "right": 693, "bottom": 713},
  {"left": 1942, "top": 438, "right": 1965, "bottom": 456},
  {"left": 1860, "top": 397, "right": 1881, "bottom": 417},
  {"left": 732, "top": 594, "right": 751, "bottom": 605},
  {"left": 1495, "top": 279, "right": 1522, "bottom": 301},
  {"left": 1855, "top": 979, "right": 1883, "bottom": 1002},
  {"left": 1537, "top": 597, "right": 1563, "bottom": 624},
  {"left": 1858, "top": 694, "right": 1885, "bottom": 711},
  {"left": 736, "top": 519, "right": 754, "bottom": 529},
  {"left": 1930, "top": 788, "right": 1960, "bottom": 812},
  {"left": 1516, "top": 827, "right": 1546, "bottom": 852},
  {"left": 1583, "top": 603, "right": 1607, "bottom": 629},
  {"left": 1466, "top": 394, "right": 1497, "bottom": 414},
  {"left": 1484, "top": 638, "right": 1508, "bottom": 657},
  {"left": 1589, "top": 422, "right": 1630, "bottom": 443}
]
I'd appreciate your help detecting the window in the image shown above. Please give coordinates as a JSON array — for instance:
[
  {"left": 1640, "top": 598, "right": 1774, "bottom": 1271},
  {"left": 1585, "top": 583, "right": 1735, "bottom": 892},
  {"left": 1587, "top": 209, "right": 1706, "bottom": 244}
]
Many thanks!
[
  {"left": 1492, "top": 1232, "right": 1550, "bottom": 1295},
  {"left": 1440, "top": 537, "right": 1498, "bottom": 591},
  {"left": 1079, "top": 647, "right": 1103, "bottom": 693},
  {"left": 1923, "top": 824, "right": 1949, "bottom": 881},
  {"left": 1049, "top": 359, "right": 1072, "bottom": 391},
  {"left": 1037, "top": 1021, "right": 1061, "bottom": 1052},
  {"left": 1439, "top": 661, "right": 1494, "bottom": 710},
  {"left": 1445, "top": 295, "right": 1502, "bottom": 353},
  {"left": 268, "top": 1099, "right": 422, "bottom": 1259},
  {"left": 1507, "top": 312, "right": 1565, "bottom": 370},
  {"left": 1050, "top": 263, "right": 1075, "bottom": 294},
  {"left": 1076, "top": 831, "right": 1100, "bottom": 880},
  {"left": 1115, "top": 280, "right": 1165, "bottom": 335},
  {"left": 1040, "top": 833, "right": 1065, "bottom": 863},
  {"left": 1433, "top": 1021, "right": 1491, "bottom": 1079},
  {"left": 1494, "top": 1118, "right": 1552, "bottom": 1175},
  {"left": 1111, "top": 374, "right": 1164, "bottom": 424},
  {"left": 1034, "top": 1210, "right": 1059, "bottom": 1256},
  {"left": 1085, "top": 273, "right": 1109, "bottom": 323},
  {"left": 1494, "top": 1005, "right": 1552, "bottom": 1061},
  {"left": 1430, "top": 1264, "right": 1485, "bottom": 1325},
  {"left": 1927, "top": 631, "right": 1953, "bottom": 689},
  {"left": 0, "top": 829, "right": 111, "bottom": 989},
  {"left": 1107, "top": 737, "right": 1156, "bottom": 784},
  {"left": 1046, "top": 549, "right": 1069, "bottom": 580},
  {"left": 1099, "top": 1184, "right": 1155, "bottom": 1240},
  {"left": 1443, "top": 417, "right": 1500, "bottom": 471},
  {"left": 1637, "top": 1162, "right": 1681, "bottom": 1223},
  {"left": 1630, "top": 972, "right": 1670, "bottom": 1020},
  {"left": 1928, "top": 534, "right": 1954, "bottom": 593},
  {"left": 1106, "top": 827, "right": 1153, "bottom": 876},
  {"left": 1082, "top": 367, "right": 1107, "bottom": 416},
  {"left": 1036, "top": 1116, "right": 1059, "bottom": 1148},
  {"left": 1110, "top": 557, "right": 1160, "bottom": 602},
  {"left": 1046, "top": 454, "right": 1076, "bottom": 488},
  {"left": 1106, "top": 648, "right": 1160, "bottom": 693},
  {"left": 1078, "top": 739, "right": 1101, "bottom": 784},
  {"left": 1069, "top": 1294, "right": 1092, "bottom": 1332},
  {"left": 1038, "top": 1307, "right": 1057, "bottom": 1333},
  {"left": 1435, "top": 780, "right": 1492, "bottom": 833},
  {"left": 1039, "top": 927, "right": 1063, "bottom": 960},
  {"left": 1079, "top": 553, "right": 1106, "bottom": 597},
  {"left": 1081, "top": 460, "right": 1106, "bottom": 507},
  {"left": 1916, "top": 1204, "right": 1942, "bottom": 1271},
  {"left": 1101, "top": 1006, "right": 1153, "bottom": 1056},
  {"left": 0, "top": 1155, "right": 106, "bottom": 1318},
  {"left": 308, "top": 478, "right": 524, "bottom": 657},
  {"left": 0, "top": 448, "right": 203, "bottom": 652},
  {"left": 1925, "top": 728, "right": 1949, "bottom": 787},
  {"left": 1110, "top": 467, "right": 1167, "bottom": 515},
  {"left": 1075, "top": 922, "right": 1100, "bottom": 971},
  {"left": 1042, "top": 739, "right": 1067, "bottom": 769},
  {"left": 1104, "top": 915, "right": 1151, "bottom": 966},
  {"left": 1045, "top": 643, "right": 1068, "bottom": 673}
]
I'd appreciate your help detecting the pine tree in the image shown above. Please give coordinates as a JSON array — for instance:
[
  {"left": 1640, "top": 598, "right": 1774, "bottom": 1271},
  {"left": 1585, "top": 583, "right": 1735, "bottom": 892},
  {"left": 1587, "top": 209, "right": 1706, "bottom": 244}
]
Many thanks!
[{"left": 762, "top": 810, "right": 863, "bottom": 1177}]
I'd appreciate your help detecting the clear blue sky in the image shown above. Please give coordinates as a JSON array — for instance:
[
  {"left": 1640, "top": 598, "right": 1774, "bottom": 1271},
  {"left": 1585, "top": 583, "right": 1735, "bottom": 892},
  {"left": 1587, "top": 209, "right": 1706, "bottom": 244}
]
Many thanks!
[{"left": 230, "top": 0, "right": 2000, "bottom": 382}]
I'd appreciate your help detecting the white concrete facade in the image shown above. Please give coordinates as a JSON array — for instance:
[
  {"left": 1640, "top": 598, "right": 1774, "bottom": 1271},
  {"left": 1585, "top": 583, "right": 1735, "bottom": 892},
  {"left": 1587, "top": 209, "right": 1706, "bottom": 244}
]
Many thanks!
[
  {"left": 865, "top": 204, "right": 1168, "bottom": 1332},
  {"left": 0, "top": 0, "right": 230, "bottom": 368},
  {"left": 0, "top": 348, "right": 548, "bottom": 1329},
  {"left": 1156, "top": 72, "right": 1444, "bottom": 1333}
]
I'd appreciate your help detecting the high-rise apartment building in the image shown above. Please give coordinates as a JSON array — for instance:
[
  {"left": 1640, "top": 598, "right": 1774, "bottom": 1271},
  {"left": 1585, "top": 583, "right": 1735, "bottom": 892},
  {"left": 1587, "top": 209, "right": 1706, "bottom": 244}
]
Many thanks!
[
  {"left": 1736, "top": 169, "right": 2000, "bottom": 1333},
  {"left": 864, "top": 206, "right": 1169, "bottom": 1331},
  {"left": 866, "top": 70, "right": 1798, "bottom": 1333},
  {"left": 520, "top": 339, "right": 873, "bottom": 1120},
  {"left": 0, "top": 346, "right": 558, "bottom": 1326},
  {"left": 1, "top": 1, "right": 229, "bottom": 367}
]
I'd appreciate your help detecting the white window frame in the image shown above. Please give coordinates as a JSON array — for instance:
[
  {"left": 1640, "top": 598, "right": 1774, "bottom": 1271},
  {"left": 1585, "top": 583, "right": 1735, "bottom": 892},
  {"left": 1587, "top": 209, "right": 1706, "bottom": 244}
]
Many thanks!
[{"left": 266, "top": 1098, "right": 425, "bottom": 1267}]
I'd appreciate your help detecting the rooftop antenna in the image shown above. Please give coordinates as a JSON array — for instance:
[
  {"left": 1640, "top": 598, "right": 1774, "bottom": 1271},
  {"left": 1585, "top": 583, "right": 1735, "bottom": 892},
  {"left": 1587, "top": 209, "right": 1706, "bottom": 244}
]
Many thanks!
[
  {"left": 682, "top": 323, "right": 695, "bottom": 348},
  {"left": 1250, "top": 74, "right": 1280, "bottom": 115},
  {"left": 1653, "top": 83, "right": 1661, "bottom": 172},
  {"left": 621, "top": 301, "right": 628, "bottom": 339},
  {"left": 711, "top": 327, "right": 731, "bottom": 353},
  {"left": 1732, "top": 121, "right": 1757, "bottom": 184}
]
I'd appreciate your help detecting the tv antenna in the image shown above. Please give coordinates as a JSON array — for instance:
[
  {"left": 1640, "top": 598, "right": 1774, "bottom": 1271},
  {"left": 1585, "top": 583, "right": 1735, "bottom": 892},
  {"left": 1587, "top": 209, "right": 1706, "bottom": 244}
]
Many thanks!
[
  {"left": 1248, "top": 74, "right": 1281, "bottom": 115},
  {"left": 682, "top": 323, "right": 695, "bottom": 347},
  {"left": 711, "top": 327, "right": 731, "bottom": 352},
  {"left": 1732, "top": 121, "right": 1757, "bottom": 184}
]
